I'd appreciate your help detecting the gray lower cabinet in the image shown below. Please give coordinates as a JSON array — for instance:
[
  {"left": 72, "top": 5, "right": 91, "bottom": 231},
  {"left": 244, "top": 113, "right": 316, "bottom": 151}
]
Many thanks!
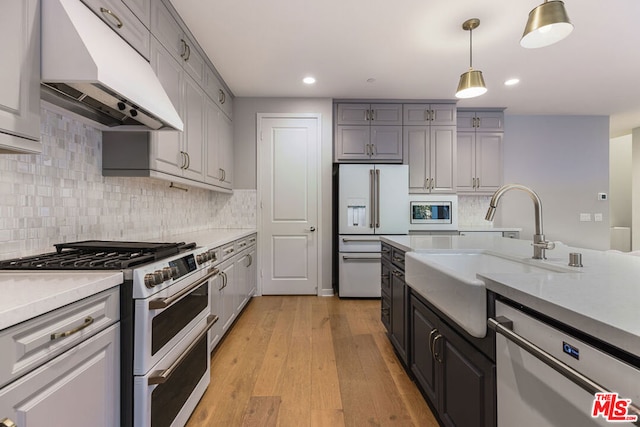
[
  {"left": 387, "top": 245, "right": 408, "bottom": 365},
  {"left": 410, "top": 292, "right": 496, "bottom": 427},
  {"left": 0, "top": 0, "right": 41, "bottom": 154},
  {"left": 380, "top": 244, "right": 392, "bottom": 332}
]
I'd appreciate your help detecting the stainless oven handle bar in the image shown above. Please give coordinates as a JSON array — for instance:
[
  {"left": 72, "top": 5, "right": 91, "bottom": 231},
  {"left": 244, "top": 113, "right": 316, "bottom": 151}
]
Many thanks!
[
  {"left": 488, "top": 316, "right": 640, "bottom": 425},
  {"left": 342, "top": 256, "right": 379, "bottom": 261},
  {"left": 149, "top": 268, "right": 219, "bottom": 310},
  {"left": 341, "top": 238, "right": 379, "bottom": 243},
  {"left": 148, "top": 314, "right": 219, "bottom": 385}
]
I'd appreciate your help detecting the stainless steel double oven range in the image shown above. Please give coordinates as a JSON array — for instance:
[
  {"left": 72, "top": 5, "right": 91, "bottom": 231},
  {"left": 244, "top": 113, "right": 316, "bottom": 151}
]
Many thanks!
[{"left": 0, "top": 240, "right": 220, "bottom": 427}]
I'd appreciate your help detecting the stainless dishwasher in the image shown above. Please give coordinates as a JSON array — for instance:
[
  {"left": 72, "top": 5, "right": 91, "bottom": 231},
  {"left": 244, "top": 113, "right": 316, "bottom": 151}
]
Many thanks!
[{"left": 489, "top": 301, "right": 640, "bottom": 426}]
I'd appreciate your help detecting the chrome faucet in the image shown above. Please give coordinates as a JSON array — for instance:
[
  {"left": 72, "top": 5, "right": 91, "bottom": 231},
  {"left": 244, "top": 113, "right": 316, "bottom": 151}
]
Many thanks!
[{"left": 485, "top": 184, "right": 555, "bottom": 259}]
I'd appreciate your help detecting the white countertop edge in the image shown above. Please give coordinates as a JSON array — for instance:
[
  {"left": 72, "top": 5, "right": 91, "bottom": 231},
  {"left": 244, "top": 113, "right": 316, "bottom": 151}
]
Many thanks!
[
  {"left": 0, "top": 271, "right": 123, "bottom": 331},
  {"left": 482, "top": 275, "right": 640, "bottom": 357},
  {"left": 164, "top": 228, "right": 257, "bottom": 249}
]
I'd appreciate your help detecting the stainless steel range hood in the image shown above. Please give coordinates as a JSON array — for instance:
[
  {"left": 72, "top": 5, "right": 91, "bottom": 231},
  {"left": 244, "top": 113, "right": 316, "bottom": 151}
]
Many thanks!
[{"left": 41, "top": 0, "right": 183, "bottom": 131}]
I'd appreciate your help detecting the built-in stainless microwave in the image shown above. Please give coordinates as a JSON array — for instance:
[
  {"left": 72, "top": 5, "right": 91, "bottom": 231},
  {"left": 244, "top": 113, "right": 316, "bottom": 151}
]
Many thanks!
[{"left": 408, "top": 195, "right": 458, "bottom": 231}]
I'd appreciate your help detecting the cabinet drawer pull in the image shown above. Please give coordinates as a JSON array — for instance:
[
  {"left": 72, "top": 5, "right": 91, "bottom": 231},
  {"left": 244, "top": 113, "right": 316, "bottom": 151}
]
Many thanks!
[
  {"left": 392, "top": 256, "right": 404, "bottom": 263},
  {"left": 50, "top": 316, "right": 94, "bottom": 341},
  {"left": 148, "top": 315, "right": 218, "bottom": 385},
  {"left": 429, "top": 328, "right": 438, "bottom": 357},
  {"left": 476, "top": 177, "right": 480, "bottom": 188},
  {"left": 219, "top": 89, "right": 226, "bottom": 104},
  {"left": 370, "top": 109, "right": 375, "bottom": 121},
  {"left": 100, "top": 7, "right": 123, "bottom": 28},
  {"left": 432, "top": 334, "right": 443, "bottom": 363},
  {"left": 224, "top": 247, "right": 234, "bottom": 255},
  {"left": 392, "top": 269, "right": 404, "bottom": 277}
]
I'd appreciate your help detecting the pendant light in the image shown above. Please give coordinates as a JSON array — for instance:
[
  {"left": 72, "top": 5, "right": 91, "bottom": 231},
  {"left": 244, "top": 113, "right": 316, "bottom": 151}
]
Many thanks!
[
  {"left": 521, "top": 1, "right": 573, "bottom": 48},
  {"left": 455, "top": 18, "right": 487, "bottom": 99}
]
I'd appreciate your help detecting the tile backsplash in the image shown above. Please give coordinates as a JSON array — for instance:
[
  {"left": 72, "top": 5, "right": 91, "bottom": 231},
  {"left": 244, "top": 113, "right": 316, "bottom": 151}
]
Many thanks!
[
  {"left": 458, "top": 195, "right": 493, "bottom": 226},
  {"left": 0, "top": 107, "right": 256, "bottom": 259}
]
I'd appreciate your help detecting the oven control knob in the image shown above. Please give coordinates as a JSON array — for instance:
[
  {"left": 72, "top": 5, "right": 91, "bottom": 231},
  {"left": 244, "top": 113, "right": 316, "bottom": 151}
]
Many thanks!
[
  {"left": 154, "top": 270, "right": 165, "bottom": 283},
  {"left": 208, "top": 250, "right": 217, "bottom": 262},
  {"left": 162, "top": 267, "right": 172, "bottom": 280},
  {"left": 196, "top": 254, "right": 204, "bottom": 264},
  {"left": 170, "top": 266, "right": 179, "bottom": 279},
  {"left": 144, "top": 273, "right": 157, "bottom": 288}
]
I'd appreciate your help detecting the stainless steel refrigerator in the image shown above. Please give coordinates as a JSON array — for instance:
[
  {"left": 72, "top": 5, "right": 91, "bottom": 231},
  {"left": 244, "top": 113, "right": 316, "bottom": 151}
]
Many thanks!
[{"left": 338, "top": 164, "right": 408, "bottom": 297}]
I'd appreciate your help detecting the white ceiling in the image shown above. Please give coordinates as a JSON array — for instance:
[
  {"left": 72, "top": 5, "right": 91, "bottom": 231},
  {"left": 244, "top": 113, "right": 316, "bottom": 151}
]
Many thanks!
[{"left": 170, "top": 0, "right": 640, "bottom": 137}]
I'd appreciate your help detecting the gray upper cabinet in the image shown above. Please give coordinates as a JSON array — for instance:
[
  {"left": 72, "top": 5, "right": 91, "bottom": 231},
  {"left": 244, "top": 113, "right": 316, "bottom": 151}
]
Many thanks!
[
  {"left": 151, "top": 0, "right": 205, "bottom": 86},
  {"left": 81, "top": 0, "right": 150, "bottom": 59},
  {"left": 0, "top": 0, "right": 41, "bottom": 154},
  {"left": 404, "top": 103, "right": 457, "bottom": 194},
  {"left": 122, "top": 0, "right": 151, "bottom": 28},
  {"left": 457, "top": 110, "right": 504, "bottom": 132},
  {"left": 403, "top": 104, "right": 456, "bottom": 126},
  {"left": 405, "top": 126, "right": 456, "bottom": 193},
  {"left": 205, "top": 67, "right": 233, "bottom": 120},
  {"left": 101, "top": 0, "right": 233, "bottom": 192},
  {"left": 457, "top": 109, "right": 504, "bottom": 194},
  {"left": 337, "top": 103, "right": 402, "bottom": 125},
  {"left": 335, "top": 103, "right": 403, "bottom": 162}
]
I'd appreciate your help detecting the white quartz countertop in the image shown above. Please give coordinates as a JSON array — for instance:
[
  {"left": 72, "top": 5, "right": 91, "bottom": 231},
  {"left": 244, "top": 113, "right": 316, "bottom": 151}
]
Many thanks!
[
  {"left": 381, "top": 234, "right": 640, "bottom": 357},
  {"left": 0, "top": 271, "right": 123, "bottom": 330},
  {"left": 162, "top": 228, "right": 256, "bottom": 249}
]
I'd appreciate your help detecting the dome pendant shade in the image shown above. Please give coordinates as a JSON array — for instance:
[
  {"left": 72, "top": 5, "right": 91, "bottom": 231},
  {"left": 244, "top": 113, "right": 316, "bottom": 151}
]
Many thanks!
[
  {"left": 456, "top": 70, "right": 487, "bottom": 99},
  {"left": 455, "top": 18, "right": 486, "bottom": 99},
  {"left": 521, "top": 1, "right": 573, "bottom": 48}
]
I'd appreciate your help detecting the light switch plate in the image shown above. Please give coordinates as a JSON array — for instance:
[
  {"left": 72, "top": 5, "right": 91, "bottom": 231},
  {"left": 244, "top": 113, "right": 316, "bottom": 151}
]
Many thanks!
[
  {"left": 580, "top": 213, "right": 592, "bottom": 222},
  {"left": 594, "top": 213, "right": 603, "bottom": 222}
]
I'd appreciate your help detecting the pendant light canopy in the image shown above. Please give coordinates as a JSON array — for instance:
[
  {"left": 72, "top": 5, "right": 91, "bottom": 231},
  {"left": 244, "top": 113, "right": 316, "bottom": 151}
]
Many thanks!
[
  {"left": 456, "top": 18, "right": 487, "bottom": 99},
  {"left": 521, "top": 1, "right": 573, "bottom": 48}
]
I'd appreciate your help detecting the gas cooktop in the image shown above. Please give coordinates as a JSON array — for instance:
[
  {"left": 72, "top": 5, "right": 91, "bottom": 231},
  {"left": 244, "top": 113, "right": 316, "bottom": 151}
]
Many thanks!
[{"left": 0, "top": 240, "right": 197, "bottom": 270}]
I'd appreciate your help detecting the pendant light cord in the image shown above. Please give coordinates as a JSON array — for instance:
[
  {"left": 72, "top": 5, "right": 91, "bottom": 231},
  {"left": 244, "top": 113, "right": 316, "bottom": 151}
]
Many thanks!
[{"left": 469, "top": 27, "right": 473, "bottom": 69}]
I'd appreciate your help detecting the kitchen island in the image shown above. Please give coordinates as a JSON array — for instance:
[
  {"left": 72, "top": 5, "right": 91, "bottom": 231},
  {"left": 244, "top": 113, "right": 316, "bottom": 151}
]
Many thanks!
[
  {"left": 382, "top": 234, "right": 640, "bottom": 356},
  {"left": 381, "top": 234, "right": 640, "bottom": 427}
]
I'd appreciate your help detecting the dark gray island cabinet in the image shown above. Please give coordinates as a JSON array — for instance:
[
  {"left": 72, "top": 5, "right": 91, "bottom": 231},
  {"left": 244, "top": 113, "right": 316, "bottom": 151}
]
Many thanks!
[
  {"left": 409, "top": 292, "right": 495, "bottom": 427},
  {"left": 381, "top": 242, "right": 496, "bottom": 427}
]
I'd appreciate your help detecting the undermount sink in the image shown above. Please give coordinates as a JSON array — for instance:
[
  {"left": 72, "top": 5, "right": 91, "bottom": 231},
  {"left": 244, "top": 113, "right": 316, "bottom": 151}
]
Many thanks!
[{"left": 405, "top": 251, "right": 567, "bottom": 338}]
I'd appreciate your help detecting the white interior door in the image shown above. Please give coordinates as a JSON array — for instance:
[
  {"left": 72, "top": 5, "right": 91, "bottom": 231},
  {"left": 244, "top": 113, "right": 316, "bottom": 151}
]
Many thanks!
[{"left": 258, "top": 115, "right": 320, "bottom": 295}]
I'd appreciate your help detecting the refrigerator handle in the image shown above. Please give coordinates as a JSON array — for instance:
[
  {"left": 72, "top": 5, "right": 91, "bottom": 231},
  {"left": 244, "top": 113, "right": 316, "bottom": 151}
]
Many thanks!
[
  {"left": 369, "top": 169, "right": 375, "bottom": 228},
  {"left": 375, "top": 169, "right": 381, "bottom": 228}
]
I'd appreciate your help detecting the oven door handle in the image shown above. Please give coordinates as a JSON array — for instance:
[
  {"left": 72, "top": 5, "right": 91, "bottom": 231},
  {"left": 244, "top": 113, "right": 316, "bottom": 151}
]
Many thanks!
[
  {"left": 488, "top": 316, "right": 640, "bottom": 425},
  {"left": 148, "top": 314, "right": 219, "bottom": 385},
  {"left": 149, "top": 268, "right": 219, "bottom": 310}
]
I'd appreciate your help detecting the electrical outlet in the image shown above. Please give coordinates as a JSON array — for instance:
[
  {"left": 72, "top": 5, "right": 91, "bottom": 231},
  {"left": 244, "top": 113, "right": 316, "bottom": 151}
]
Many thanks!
[
  {"left": 594, "top": 213, "right": 603, "bottom": 222},
  {"left": 580, "top": 213, "right": 592, "bottom": 222}
]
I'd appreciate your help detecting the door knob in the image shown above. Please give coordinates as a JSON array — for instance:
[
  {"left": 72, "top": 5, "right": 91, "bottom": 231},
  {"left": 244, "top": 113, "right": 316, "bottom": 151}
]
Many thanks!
[{"left": 309, "top": 227, "right": 316, "bottom": 232}]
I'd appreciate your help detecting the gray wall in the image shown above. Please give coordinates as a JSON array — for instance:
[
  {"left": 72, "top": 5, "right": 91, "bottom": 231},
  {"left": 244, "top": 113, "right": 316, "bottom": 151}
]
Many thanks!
[
  {"left": 233, "top": 97, "right": 334, "bottom": 294},
  {"left": 499, "top": 115, "right": 610, "bottom": 250},
  {"left": 610, "top": 134, "right": 632, "bottom": 227},
  {"left": 633, "top": 128, "right": 640, "bottom": 250}
]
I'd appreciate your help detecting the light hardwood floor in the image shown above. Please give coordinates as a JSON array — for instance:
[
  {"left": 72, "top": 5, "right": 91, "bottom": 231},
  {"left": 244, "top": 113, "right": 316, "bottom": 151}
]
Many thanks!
[{"left": 186, "top": 296, "right": 439, "bottom": 427}]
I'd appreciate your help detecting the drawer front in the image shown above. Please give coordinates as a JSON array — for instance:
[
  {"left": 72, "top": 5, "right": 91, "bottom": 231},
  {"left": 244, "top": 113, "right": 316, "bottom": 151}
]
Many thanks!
[
  {"left": 381, "top": 259, "right": 391, "bottom": 296},
  {"left": 235, "top": 238, "right": 248, "bottom": 253},
  {"left": 0, "top": 287, "right": 119, "bottom": 388},
  {"left": 391, "top": 247, "right": 405, "bottom": 270},
  {"left": 221, "top": 243, "right": 235, "bottom": 261},
  {"left": 381, "top": 242, "right": 392, "bottom": 262},
  {"left": 82, "top": 0, "right": 150, "bottom": 59}
]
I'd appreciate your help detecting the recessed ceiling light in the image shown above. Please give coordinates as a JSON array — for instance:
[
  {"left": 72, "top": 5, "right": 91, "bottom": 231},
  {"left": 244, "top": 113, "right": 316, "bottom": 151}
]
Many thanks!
[
  {"left": 303, "top": 76, "right": 316, "bottom": 85},
  {"left": 504, "top": 78, "right": 520, "bottom": 86}
]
